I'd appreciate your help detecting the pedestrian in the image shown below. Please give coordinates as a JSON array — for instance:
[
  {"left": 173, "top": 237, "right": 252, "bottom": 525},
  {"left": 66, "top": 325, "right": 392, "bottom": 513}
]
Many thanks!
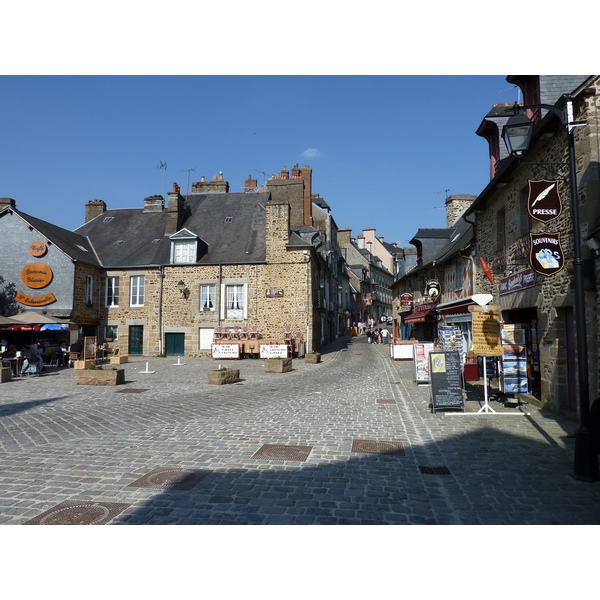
[
  {"left": 366, "top": 329, "right": 372, "bottom": 344},
  {"left": 381, "top": 326, "right": 389, "bottom": 344}
]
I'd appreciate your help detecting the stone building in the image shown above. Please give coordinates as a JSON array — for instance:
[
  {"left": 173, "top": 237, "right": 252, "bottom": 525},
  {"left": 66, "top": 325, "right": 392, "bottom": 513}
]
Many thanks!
[
  {"left": 0, "top": 166, "right": 345, "bottom": 357},
  {"left": 471, "top": 75, "right": 600, "bottom": 414}
]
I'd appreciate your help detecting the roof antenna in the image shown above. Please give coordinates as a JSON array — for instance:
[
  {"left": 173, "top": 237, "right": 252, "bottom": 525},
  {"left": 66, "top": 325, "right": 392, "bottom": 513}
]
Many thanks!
[
  {"left": 179, "top": 167, "right": 196, "bottom": 197},
  {"left": 157, "top": 161, "right": 167, "bottom": 198}
]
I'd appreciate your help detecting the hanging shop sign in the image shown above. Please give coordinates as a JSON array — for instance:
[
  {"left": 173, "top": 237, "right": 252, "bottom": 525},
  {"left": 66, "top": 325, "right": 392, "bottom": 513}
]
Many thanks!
[
  {"left": 527, "top": 180, "right": 563, "bottom": 223},
  {"left": 529, "top": 232, "right": 564, "bottom": 276},
  {"left": 400, "top": 292, "right": 413, "bottom": 307},
  {"left": 425, "top": 280, "right": 441, "bottom": 300}
]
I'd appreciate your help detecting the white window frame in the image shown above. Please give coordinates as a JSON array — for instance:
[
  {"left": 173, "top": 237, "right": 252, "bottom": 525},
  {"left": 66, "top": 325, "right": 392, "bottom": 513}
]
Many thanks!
[
  {"left": 171, "top": 239, "right": 197, "bottom": 264},
  {"left": 85, "top": 275, "right": 94, "bottom": 305},
  {"left": 200, "top": 284, "right": 216, "bottom": 311},
  {"left": 130, "top": 275, "right": 145, "bottom": 307},
  {"left": 106, "top": 276, "right": 119, "bottom": 307},
  {"left": 221, "top": 283, "right": 247, "bottom": 320}
]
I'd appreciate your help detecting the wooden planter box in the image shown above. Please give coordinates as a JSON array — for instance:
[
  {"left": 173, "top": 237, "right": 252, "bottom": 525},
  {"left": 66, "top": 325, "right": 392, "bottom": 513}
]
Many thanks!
[
  {"left": 208, "top": 368, "right": 240, "bottom": 385},
  {"left": 264, "top": 357, "right": 292, "bottom": 373},
  {"left": 1, "top": 366, "right": 12, "bottom": 383},
  {"left": 304, "top": 353, "right": 321, "bottom": 364},
  {"left": 110, "top": 355, "right": 128, "bottom": 365},
  {"left": 73, "top": 359, "right": 95, "bottom": 370},
  {"left": 76, "top": 368, "right": 125, "bottom": 386}
]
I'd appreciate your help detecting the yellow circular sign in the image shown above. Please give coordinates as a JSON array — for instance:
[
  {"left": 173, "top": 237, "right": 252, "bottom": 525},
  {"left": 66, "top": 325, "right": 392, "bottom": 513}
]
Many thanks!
[
  {"left": 29, "top": 241, "right": 48, "bottom": 257},
  {"left": 21, "top": 262, "right": 53, "bottom": 289}
]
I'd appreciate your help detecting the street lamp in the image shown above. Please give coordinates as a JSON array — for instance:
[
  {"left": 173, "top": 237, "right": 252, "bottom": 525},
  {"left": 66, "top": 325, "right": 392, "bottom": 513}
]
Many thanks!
[{"left": 503, "top": 98, "right": 599, "bottom": 481}]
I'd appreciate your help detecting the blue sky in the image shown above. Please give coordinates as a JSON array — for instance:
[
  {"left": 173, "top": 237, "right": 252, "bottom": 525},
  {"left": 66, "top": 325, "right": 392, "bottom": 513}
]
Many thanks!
[{"left": 2, "top": 74, "right": 521, "bottom": 248}]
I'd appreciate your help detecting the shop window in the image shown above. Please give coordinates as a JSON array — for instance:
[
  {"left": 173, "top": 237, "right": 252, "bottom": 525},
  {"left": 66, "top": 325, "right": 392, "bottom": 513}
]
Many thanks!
[
  {"left": 130, "top": 275, "right": 145, "bottom": 307},
  {"left": 106, "top": 276, "right": 119, "bottom": 307}
]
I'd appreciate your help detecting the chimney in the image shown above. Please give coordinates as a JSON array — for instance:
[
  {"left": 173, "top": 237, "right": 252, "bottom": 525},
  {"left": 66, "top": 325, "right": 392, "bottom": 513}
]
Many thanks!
[
  {"left": 0, "top": 198, "right": 16, "bottom": 210},
  {"left": 445, "top": 194, "right": 477, "bottom": 227},
  {"left": 357, "top": 235, "right": 366, "bottom": 249},
  {"left": 143, "top": 195, "right": 164, "bottom": 212},
  {"left": 337, "top": 228, "right": 352, "bottom": 246},
  {"left": 244, "top": 175, "right": 257, "bottom": 192},
  {"left": 191, "top": 173, "right": 229, "bottom": 193},
  {"left": 85, "top": 199, "right": 106, "bottom": 223},
  {"left": 166, "top": 182, "right": 185, "bottom": 235}
]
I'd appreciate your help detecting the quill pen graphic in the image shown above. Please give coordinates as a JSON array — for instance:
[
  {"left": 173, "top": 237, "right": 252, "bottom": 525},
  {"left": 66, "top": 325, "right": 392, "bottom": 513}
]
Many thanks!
[{"left": 532, "top": 183, "right": 555, "bottom": 206}]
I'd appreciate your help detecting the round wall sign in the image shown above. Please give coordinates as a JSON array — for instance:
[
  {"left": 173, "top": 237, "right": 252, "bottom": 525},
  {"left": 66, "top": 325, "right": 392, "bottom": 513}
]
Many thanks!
[
  {"left": 29, "top": 241, "right": 48, "bottom": 257},
  {"left": 21, "top": 262, "right": 53, "bottom": 289}
]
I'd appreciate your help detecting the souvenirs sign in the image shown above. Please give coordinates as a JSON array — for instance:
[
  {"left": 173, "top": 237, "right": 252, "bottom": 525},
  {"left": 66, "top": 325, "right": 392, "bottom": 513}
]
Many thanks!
[
  {"left": 528, "top": 180, "right": 562, "bottom": 223},
  {"left": 529, "top": 232, "right": 564, "bottom": 276}
]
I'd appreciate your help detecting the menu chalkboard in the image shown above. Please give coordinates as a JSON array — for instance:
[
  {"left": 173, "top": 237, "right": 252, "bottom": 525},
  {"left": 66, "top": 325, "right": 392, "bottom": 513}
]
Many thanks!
[{"left": 429, "top": 351, "right": 464, "bottom": 413}]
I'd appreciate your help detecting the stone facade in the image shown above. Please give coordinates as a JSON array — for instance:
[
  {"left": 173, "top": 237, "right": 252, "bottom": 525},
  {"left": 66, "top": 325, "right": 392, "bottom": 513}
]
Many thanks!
[{"left": 473, "top": 76, "right": 600, "bottom": 414}]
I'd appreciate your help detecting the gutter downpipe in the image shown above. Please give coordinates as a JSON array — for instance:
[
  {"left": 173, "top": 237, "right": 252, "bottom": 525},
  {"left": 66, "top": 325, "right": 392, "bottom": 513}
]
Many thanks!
[{"left": 158, "top": 265, "right": 164, "bottom": 355}]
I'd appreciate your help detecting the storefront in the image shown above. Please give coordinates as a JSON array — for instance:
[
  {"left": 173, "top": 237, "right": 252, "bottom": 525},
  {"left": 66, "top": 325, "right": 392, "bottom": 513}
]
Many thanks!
[{"left": 403, "top": 301, "right": 438, "bottom": 341}]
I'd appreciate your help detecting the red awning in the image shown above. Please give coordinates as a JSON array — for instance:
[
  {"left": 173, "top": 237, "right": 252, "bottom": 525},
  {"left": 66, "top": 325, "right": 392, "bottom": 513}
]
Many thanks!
[
  {"left": 404, "top": 309, "right": 437, "bottom": 324},
  {"left": 0, "top": 324, "right": 41, "bottom": 331}
]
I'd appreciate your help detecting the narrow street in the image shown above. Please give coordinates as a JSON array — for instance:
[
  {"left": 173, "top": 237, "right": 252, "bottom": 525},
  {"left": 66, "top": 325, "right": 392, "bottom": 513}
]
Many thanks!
[{"left": 1, "top": 335, "right": 599, "bottom": 525}]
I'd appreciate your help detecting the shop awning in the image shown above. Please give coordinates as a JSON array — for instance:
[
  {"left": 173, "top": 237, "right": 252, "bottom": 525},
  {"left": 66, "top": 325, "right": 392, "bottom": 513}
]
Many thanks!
[
  {"left": 404, "top": 308, "right": 437, "bottom": 324},
  {"left": 437, "top": 297, "right": 477, "bottom": 315},
  {"left": 0, "top": 324, "right": 41, "bottom": 331}
]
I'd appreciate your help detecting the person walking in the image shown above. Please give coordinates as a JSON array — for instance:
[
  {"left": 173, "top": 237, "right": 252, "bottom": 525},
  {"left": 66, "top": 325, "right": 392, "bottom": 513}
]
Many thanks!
[{"left": 381, "top": 326, "right": 389, "bottom": 344}]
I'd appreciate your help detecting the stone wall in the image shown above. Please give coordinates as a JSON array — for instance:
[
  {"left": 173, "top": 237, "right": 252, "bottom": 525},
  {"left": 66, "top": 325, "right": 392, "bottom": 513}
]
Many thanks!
[{"left": 475, "top": 78, "right": 600, "bottom": 413}]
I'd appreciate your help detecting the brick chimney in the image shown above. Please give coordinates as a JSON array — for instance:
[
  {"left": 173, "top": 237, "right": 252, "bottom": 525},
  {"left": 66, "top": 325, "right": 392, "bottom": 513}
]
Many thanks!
[
  {"left": 0, "top": 198, "right": 16, "bottom": 210},
  {"left": 85, "top": 199, "right": 107, "bottom": 223},
  {"left": 166, "top": 182, "right": 185, "bottom": 235},
  {"left": 244, "top": 176, "right": 257, "bottom": 192},
  {"left": 143, "top": 195, "right": 164, "bottom": 212},
  {"left": 337, "top": 228, "right": 352, "bottom": 246},
  {"left": 191, "top": 173, "right": 229, "bottom": 194}
]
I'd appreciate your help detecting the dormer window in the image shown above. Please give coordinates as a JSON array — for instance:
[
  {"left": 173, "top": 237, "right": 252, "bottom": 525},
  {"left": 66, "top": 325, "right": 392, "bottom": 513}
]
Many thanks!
[{"left": 172, "top": 239, "right": 197, "bottom": 263}]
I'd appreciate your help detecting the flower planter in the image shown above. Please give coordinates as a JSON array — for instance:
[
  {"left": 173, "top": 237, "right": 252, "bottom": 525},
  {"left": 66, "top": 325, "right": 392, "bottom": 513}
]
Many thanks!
[
  {"left": 264, "top": 357, "right": 292, "bottom": 373},
  {"left": 73, "top": 359, "right": 95, "bottom": 370},
  {"left": 76, "top": 368, "right": 125, "bottom": 386},
  {"left": 110, "top": 355, "right": 128, "bottom": 365},
  {"left": 304, "top": 353, "right": 321, "bottom": 364},
  {"left": 208, "top": 368, "right": 240, "bottom": 385}
]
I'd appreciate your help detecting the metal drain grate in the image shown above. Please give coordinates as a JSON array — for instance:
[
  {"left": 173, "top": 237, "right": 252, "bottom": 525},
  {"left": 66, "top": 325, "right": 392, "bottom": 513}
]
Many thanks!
[
  {"left": 376, "top": 398, "right": 396, "bottom": 404},
  {"left": 127, "top": 467, "right": 212, "bottom": 490},
  {"left": 418, "top": 465, "right": 451, "bottom": 475},
  {"left": 351, "top": 439, "right": 405, "bottom": 455},
  {"left": 251, "top": 444, "right": 313, "bottom": 462},
  {"left": 24, "top": 500, "right": 130, "bottom": 525},
  {"left": 115, "top": 388, "right": 149, "bottom": 394}
]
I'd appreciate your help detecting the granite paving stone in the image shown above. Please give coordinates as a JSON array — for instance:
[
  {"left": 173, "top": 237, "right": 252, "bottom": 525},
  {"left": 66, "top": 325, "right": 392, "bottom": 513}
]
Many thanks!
[{"left": 1, "top": 335, "right": 599, "bottom": 525}]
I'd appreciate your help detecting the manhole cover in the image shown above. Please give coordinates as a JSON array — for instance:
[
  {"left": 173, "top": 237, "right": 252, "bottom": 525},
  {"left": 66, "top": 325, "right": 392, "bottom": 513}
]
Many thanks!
[
  {"left": 115, "top": 388, "right": 149, "bottom": 394},
  {"left": 24, "top": 500, "right": 130, "bottom": 525},
  {"left": 251, "top": 444, "right": 312, "bottom": 462},
  {"left": 127, "top": 467, "right": 213, "bottom": 490},
  {"left": 419, "top": 465, "right": 451, "bottom": 475},
  {"left": 351, "top": 439, "right": 405, "bottom": 455},
  {"left": 376, "top": 398, "right": 396, "bottom": 404}
]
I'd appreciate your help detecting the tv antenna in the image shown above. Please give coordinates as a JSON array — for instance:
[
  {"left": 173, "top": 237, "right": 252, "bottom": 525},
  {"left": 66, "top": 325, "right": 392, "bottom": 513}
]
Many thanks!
[
  {"left": 497, "top": 85, "right": 521, "bottom": 103},
  {"left": 255, "top": 169, "right": 269, "bottom": 183},
  {"left": 157, "top": 161, "right": 167, "bottom": 198},
  {"left": 179, "top": 167, "right": 196, "bottom": 196}
]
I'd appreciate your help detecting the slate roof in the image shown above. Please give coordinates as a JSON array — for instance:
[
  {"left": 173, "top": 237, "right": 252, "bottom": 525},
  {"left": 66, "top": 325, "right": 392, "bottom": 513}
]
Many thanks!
[
  {"left": 8, "top": 209, "right": 100, "bottom": 265},
  {"left": 75, "top": 192, "right": 268, "bottom": 267}
]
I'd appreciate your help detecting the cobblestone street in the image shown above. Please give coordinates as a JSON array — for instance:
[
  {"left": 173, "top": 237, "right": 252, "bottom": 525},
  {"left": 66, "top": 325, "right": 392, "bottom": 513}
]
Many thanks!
[{"left": 1, "top": 335, "right": 599, "bottom": 526}]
